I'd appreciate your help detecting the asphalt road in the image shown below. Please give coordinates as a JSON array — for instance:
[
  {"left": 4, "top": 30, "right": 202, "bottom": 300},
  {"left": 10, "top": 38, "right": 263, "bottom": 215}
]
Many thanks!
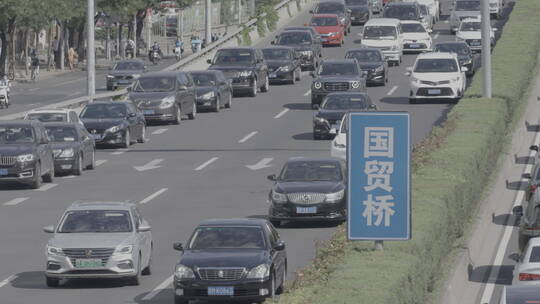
[{"left": 0, "top": 0, "right": 511, "bottom": 303}]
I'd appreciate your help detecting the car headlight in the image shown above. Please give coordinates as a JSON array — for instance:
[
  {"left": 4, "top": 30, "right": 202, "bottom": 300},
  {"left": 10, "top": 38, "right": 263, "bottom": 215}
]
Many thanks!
[
  {"left": 450, "top": 77, "right": 460, "bottom": 83},
  {"left": 326, "top": 189, "right": 345, "bottom": 202},
  {"left": 114, "top": 245, "right": 133, "bottom": 255},
  {"left": 239, "top": 70, "right": 253, "bottom": 77},
  {"left": 59, "top": 148, "right": 74, "bottom": 158},
  {"left": 271, "top": 189, "right": 288, "bottom": 203},
  {"left": 329, "top": 32, "right": 339, "bottom": 37},
  {"left": 351, "top": 81, "right": 360, "bottom": 89},
  {"left": 279, "top": 66, "right": 291, "bottom": 72},
  {"left": 46, "top": 245, "right": 64, "bottom": 256},
  {"left": 411, "top": 77, "right": 420, "bottom": 84},
  {"left": 159, "top": 96, "right": 175, "bottom": 109},
  {"left": 175, "top": 264, "right": 196, "bottom": 279},
  {"left": 246, "top": 264, "right": 270, "bottom": 279},
  {"left": 391, "top": 45, "right": 398, "bottom": 51},
  {"left": 313, "top": 81, "right": 322, "bottom": 90},
  {"left": 333, "top": 140, "right": 346, "bottom": 148},
  {"left": 200, "top": 91, "right": 215, "bottom": 99},
  {"left": 106, "top": 125, "right": 122, "bottom": 134},
  {"left": 107, "top": 75, "right": 114, "bottom": 79},
  {"left": 463, "top": 59, "right": 472, "bottom": 65},
  {"left": 374, "top": 65, "right": 384, "bottom": 72},
  {"left": 17, "top": 154, "right": 34, "bottom": 162}
]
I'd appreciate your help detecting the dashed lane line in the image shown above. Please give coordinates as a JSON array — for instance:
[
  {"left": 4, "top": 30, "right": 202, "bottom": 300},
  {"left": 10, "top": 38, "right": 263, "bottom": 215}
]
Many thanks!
[
  {"left": 95, "top": 159, "right": 108, "bottom": 166},
  {"left": 304, "top": 89, "right": 311, "bottom": 96},
  {"left": 34, "top": 183, "right": 57, "bottom": 191},
  {"left": 238, "top": 131, "right": 258, "bottom": 144},
  {"left": 152, "top": 128, "right": 168, "bottom": 135},
  {"left": 111, "top": 149, "right": 128, "bottom": 155},
  {"left": 274, "top": 108, "right": 289, "bottom": 119},
  {"left": 0, "top": 275, "right": 17, "bottom": 288},
  {"left": 387, "top": 85, "right": 398, "bottom": 96},
  {"left": 141, "top": 275, "right": 173, "bottom": 301},
  {"left": 3, "top": 198, "right": 29, "bottom": 206},
  {"left": 195, "top": 157, "right": 219, "bottom": 171},
  {"left": 139, "top": 188, "right": 168, "bottom": 204}
]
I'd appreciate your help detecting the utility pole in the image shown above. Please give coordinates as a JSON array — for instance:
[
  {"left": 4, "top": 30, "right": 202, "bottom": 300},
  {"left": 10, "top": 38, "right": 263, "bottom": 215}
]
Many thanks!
[
  {"left": 133, "top": 14, "right": 137, "bottom": 57},
  {"left": 481, "top": 0, "right": 492, "bottom": 98},
  {"left": 205, "top": 0, "right": 211, "bottom": 46},
  {"left": 87, "top": 0, "right": 95, "bottom": 100}
]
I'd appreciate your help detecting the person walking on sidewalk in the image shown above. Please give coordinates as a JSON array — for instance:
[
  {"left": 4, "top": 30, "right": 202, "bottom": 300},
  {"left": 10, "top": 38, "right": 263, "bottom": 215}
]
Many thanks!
[{"left": 67, "top": 47, "right": 78, "bottom": 70}]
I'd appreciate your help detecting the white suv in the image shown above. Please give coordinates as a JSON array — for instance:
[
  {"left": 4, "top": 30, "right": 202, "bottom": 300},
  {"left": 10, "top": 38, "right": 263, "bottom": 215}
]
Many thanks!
[
  {"left": 407, "top": 52, "right": 467, "bottom": 104},
  {"left": 456, "top": 18, "right": 495, "bottom": 52},
  {"left": 25, "top": 108, "right": 84, "bottom": 126},
  {"left": 401, "top": 20, "right": 432, "bottom": 53}
]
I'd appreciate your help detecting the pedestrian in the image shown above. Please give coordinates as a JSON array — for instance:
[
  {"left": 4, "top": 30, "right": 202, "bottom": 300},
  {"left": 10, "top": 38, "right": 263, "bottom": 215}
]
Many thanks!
[{"left": 67, "top": 47, "right": 78, "bottom": 70}]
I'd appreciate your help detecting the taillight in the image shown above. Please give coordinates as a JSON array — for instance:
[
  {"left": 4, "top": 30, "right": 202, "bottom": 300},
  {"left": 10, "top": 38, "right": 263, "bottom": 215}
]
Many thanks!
[
  {"left": 519, "top": 273, "right": 540, "bottom": 281},
  {"left": 531, "top": 185, "right": 539, "bottom": 192}
]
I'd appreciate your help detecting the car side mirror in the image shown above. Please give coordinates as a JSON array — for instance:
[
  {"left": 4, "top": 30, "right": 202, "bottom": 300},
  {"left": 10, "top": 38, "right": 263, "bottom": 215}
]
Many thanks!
[
  {"left": 43, "top": 225, "right": 55, "bottom": 233},
  {"left": 173, "top": 242, "right": 184, "bottom": 252},
  {"left": 369, "top": 104, "right": 378, "bottom": 110},
  {"left": 267, "top": 174, "right": 277, "bottom": 181},
  {"left": 509, "top": 253, "right": 521, "bottom": 262},
  {"left": 523, "top": 173, "right": 532, "bottom": 179},
  {"left": 329, "top": 128, "right": 337, "bottom": 135},
  {"left": 274, "top": 241, "right": 286, "bottom": 251},
  {"left": 530, "top": 145, "right": 539, "bottom": 152},
  {"left": 461, "top": 66, "right": 469, "bottom": 72},
  {"left": 405, "top": 67, "right": 413, "bottom": 76},
  {"left": 138, "top": 224, "right": 151, "bottom": 232},
  {"left": 178, "top": 85, "right": 188, "bottom": 91},
  {"left": 513, "top": 205, "right": 524, "bottom": 218},
  {"left": 207, "top": 59, "right": 212, "bottom": 64}
]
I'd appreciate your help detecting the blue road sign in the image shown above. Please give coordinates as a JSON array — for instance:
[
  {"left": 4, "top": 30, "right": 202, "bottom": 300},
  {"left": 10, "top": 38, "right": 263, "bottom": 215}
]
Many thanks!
[{"left": 347, "top": 112, "right": 410, "bottom": 240}]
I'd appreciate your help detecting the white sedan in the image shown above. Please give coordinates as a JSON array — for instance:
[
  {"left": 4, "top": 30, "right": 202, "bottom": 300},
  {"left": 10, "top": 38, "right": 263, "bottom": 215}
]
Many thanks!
[
  {"left": 400, "top": 21, "right": 433, "bottom": 53},
  {"left": 456, "top": 18, "right": 496, "bottom": 52}
]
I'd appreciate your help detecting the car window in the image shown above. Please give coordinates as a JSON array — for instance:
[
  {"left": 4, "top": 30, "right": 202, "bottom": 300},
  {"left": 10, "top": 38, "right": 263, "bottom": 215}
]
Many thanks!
[
  {"left": 69, "top": 112, "right": 78, "bottom": 122},
  {"left": 345, "top": 0, "right": 368, "bottom": 5},
  {"left": 214, "top": 49, "right": 255, "bottom": 65},
  {"left": 0, "top": 125, "right": 35, "bottom": 144},
  {"left": 80, "top": 104, "right": 128, "bottom": 119},
  {"left": 363, "top": 26, "right": 397, "bottom": 39},
  {"left": 45, "top": 126, "right": 79, "bottom": 142},
  {"left": 434, "top": 43, "right": 471, "bottom": 55},
  {"left": 384, "top": 5, "right": 418, "bottom": 20},
  {"left": 266, "top": 224, "right": 277, "bottom": 246},
  {"left": 402, "top": 23, "right": 426, "bottom": 33},
  {"left": 185, "top": 73, "right": 194, "bottom": 86},
  {"left": 414, "top": 58, "right": 459, "bottom": 73},
  {"left": 277, "top": 32, "right": 312, "bottom": 45},
  {"left": 460, "top": 21, "right": 481, "bottom": 32},
  {"left": 189, "top": 226, "right": 266, "bottom": 249},
  {"left": 310, "top": 17, "right": 339, "bottom": 27},
  {"left": 191, "top": 73, "right": 217, "bottom": 86},
  {"left": 177, "top": 73, "right": 189, "bottom": 86},
  {"left": 316, "top": 2, "right": 345, "bottom": 13},
  {"left": 262, "top": 48, "right": 293, "bottom": 60},
  {"left": 322, "top": 94, "right": 369, "bottom": 110},
  {"left": 279, "top": 161, "right": 343, "bottom": 182},
  {"left": 454, "top": 0, "right": 480, "bottom": 11},
  {"left": 529, "top": 246, "right": 540, "bottom": 263},
  {"left": 58, "top": 210, "right": 133, "bottom": 233},
  {"left": 319, "top": 63, "right": 359, "bottom": 76},
  {"left": 346, "top": 50, "right": 383, "bottom": 62},
  {"left": 26, "top": 113, "right": 68, "bottom": 123},
  {"left": 340, "top": 115, "right": 349, "bottom": 134},
  {"left": 134, "top": 77, "right": 175, "bottom": 92}
]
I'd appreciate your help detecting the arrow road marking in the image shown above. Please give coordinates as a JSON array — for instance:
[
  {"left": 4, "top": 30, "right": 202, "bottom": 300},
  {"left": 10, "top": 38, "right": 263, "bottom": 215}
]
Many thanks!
[
  {"left": 139, "top": 188, "right": 168, "bottom": 204},
  {"left": 246, "top": 158, "right": 274, "bottom": 171},
  {"left": 3, "top": 198, "right": 29, "bottom": 206},
  {"left": 152, "top": 128, "right": 168, "bottom": 135},
  {"left": 142, "top": 275, "right": 173, "bottom": 301},
  {"left": 134, "top": 159, "right": 163, "bottom": 172},
  {"left": 238, "top": 131, "right": 258, "bottom": 143},
  {"left": 195, "top": 157, "right": 219, "bottom": 171},
  {"left": 274, "top": 108, "right": 289, "bottom": 119},
  {"left": 0, "top": 275, "right": 17, "bottom": 288}
]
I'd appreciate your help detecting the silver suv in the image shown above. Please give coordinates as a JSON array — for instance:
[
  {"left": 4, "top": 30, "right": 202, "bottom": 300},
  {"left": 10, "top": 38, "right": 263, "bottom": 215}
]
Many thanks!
[{"left": 43, "top": 201, "right": 153, "bottom": 287}]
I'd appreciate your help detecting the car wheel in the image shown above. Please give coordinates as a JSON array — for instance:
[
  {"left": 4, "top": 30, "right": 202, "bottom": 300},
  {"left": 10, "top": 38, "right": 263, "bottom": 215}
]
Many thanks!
[
  {"left": 46, "top": 276, "right": 60, "bottom": 287},
  {"left": 30, "top": 164, "right": 42, "bottom": 189},
  {"left": 86, "top": 149, "right": 96, "bottom": 170},
  {"left": 128, "top": 254, "right": 142, "bottom": 286},
  {"left": 214, "top": 95, "right": 220, "bottom": 112},
  {"left": 249, "top": 79, "right": 257, "bottom": 97},
  {"left": 43, "top": 164, "right": 54, "bottom": 182},
  {"left": 261, "top": 75, "right": 269, "bottom": 92},
  {"left": 174, "top": 296, "right": 189, "bottom": 304},
  {"left": 122, "top": 130, "right": 130, "bottom": 149},
  {"left": 138, "top": 125, "right": 147, "bottom": 143},
  {"left": 142, "top": 245, "right": 152, "bottom": 275},
  {"left": 174, "top": 106, "right": 182, "bottom": 125},
  {"left": 74, "top": 154, "right": 83, "bottom": 176},
  {"left": 225, "top": 92, "right": 232, "bottom": 108},
  {"left": 188, "top": 102, "right": 197, "bottom": 119}
]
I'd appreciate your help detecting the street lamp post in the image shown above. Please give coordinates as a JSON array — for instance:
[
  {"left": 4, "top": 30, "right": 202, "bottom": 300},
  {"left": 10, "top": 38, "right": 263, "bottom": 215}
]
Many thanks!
[
  {"left": 481, "top": 0, "right": 492, "bottom": 98},
  {"left": 87, "top": 0, "right": 96, "bottom": 101}
]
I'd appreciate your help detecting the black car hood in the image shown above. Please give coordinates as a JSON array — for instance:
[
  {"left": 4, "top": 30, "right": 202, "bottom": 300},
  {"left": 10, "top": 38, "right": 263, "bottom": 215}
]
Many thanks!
[
  {"left": 275, "top": 181, "right": 343, "bottom": 194},
  {"left": 195, "top": 86, "right": 216, "bottom": 95},
  {"left": 50, "top": 142, "right": 80, "bottom": 150},
  {"left": 277, "top": 45, "right": 312, "bottom": 52},
  {"left": 180, "top": 249, "right": 268, "bottom": 269},
  {"left": 81, "top": 119, "right": 126, "bottom": 130},
  {"left": 266, "top": 60, "right": 292, "bottom": 68},
  {"left": 109, "top": 70, "right": 143, "bottom": 77},
  {"left": 348, "top": 5, "right": 369, "bottom": 12},
  {"left": 358, "top": 62, "right": 383, "bottom": 70},
  {"left": 0, "top": 144, "right": 35, "bottom": 156},
  {"left": 316, "top": 75, "right": 358, "bottom": 82},
  {"left": 209, "top": 65, "right": 254, "bottom": 72},
  {"left": 316, "top": 110, "right": 348, "bottom": 121},
  {"left": 129, "top": 91, "right": 174, "bottom": 102}
]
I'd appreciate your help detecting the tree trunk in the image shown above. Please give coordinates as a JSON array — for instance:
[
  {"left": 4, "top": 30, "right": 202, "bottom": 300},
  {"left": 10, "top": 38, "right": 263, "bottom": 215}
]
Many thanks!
[
  {"left": 76, "top": 22, "right": 85, "bottom": 62},
  {"left": 46, "top": 22, "right": 52, "bottom": 71},
  {"left": 136, "top": 9, "right": 146, "bottom": 50},
  {"left": 106, "top": 23, "right": 111, "bottom": 61},
  {"left": 118, "top": 23, "right": 124, "bottom": 58},
  {"left": 0, "top": 31, "right": 7, "bottom": 77},
  {"left": 24, "top": 29, "right": 29, "bottom": 76}
]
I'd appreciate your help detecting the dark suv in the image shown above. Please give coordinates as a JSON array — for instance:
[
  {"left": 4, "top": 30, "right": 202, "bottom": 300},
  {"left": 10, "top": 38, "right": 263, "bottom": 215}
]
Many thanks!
[
  {"left": 272, "top": 30, "right": 320, "bottom": 71},
  {"left": 0, "top": 120, "right": 55, "bottom": 189},
  {"left": 129, "top": 71, "right": 197, "bottom": 124},
  {"left": 383, "top": 2, "right": 422, "bottom": 21},
  {"left": 310, "top": 59, "right": 367, "bottom": 108},
  {"left": 207, "top": 48, "right": 269, "bottom": 97},
  {"left": 344, "top": 0, "right": 371, "bottom": 25}
]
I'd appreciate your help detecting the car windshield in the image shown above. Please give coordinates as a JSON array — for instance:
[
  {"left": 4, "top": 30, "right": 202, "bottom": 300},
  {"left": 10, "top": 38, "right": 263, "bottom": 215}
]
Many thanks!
[
  {"left": 286, "top": 27, "right": 315, "bottom": 35},
  {"left": 460, "top": 22, "right": 481, "bottom": 31},
  {"left": 414, "top": 58, "right": 459, "bottom": 72},
  {"left": 402, "top": 23, "right": 426, "bottom": 33},
  {"left": 319, "top": 63, "right": 359, "bottom": 76},
  {"left": 0, "top": 126, "right": 35, "bottom": 144},
  {"left": 280, "top": 161, "right": 342, "bottom": 182},
  {"left": 384, "top": 6, "right": 418, "bottom": 20},
  {"left": 316, "top": 3, "right": 344, "bottom": 13},
  {"left": 58, "top": 210, "right": 133, "bottom": 233},
  {"left": 345, "top": 0, "right": 368, "bottom": 5},
  {"left": 262, "top": 49, "right": 292, "bottom": 60},
  {"left": 26, "top": 113, "right": 67, "bottom": 122},
  {"left": 363, "top": 26, "right": 397, "bottom": 39},
  {"left": 277, "top": 32, "right": 312, "bottom": 45},
  {"left": 80, "top": 104, "right": 127, "bottom": 119},
  {"left": 340, "top": 115, "right": 349, "bottom": 134},
  {"left": 45, "top": 126, "right": 79, "bottom": 142},
  {"left": 310, "top": 17, "right": 339, "bottom": 26},
  {"left": 455, "top": 0, "right": 480, "bottom": 11},
  {"left": 191, "top": 73, "right": 216, "bottom": 86},
  {"left": 214, "top": 49, "right": 255, "bottom": 65},
  {"left": 434, "top": 44, "right": 471, "bottom": 55},
  {"left": 189, "top": 226, "right": 266, "bottom": 249},
  {"left": 113, "top": 61, "right": 143, "bottom": 70},
  {"left": 133, "top": 77, "right": 175, "bottom": 92},
  {"left": 530, "top": 247, "right": 540, "bottom": 263},
  {"left": 322, "top": 95, "right": 369, "bottom": 110},
  {"left": 420, "top": 5, "right": 429, "bottom": 15},
  {"left": 346, "top": 50, "right": 383, "bottom": 62}
]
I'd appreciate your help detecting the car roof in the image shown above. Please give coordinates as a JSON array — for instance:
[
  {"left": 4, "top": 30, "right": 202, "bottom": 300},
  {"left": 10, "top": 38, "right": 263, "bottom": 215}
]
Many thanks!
[
  {"left": 322, "top": 58, "right": 358, "bottom": 64},
  {"left": 218, "top": 47, "right": 256, "bottom": 52},
  {"left": 284, "top": 26, "right": 315, "bottom": 32},
  {"left": 67, "top": 201, "right": 135, "bottom": 211},
  {"left": 461, "top": 17, "right": 481, "bottom": 23},
  {"left": 42, "top": 122, "right": 79, "bottom": 128},
  {"left": 417, "top": 52, "right": 458, "bottom": 60},
  {"left": 0, "top": 119, "right": 39, "bottom": 126},
  {"left": 279, "top": 30, "right": 312, "bottom": 36},
  {"left": 400, "top": 20, "right": 423, "bottom": 25},
  {"left": 325, "top": 92, "right": 369, "bottom": 97},
  {"left": 434, "top": 41, "right": 469, "bottom": 46},
  {"left": 312, "top": 13, "right": 339, "bottom": 18},
  {"left": 364, "top": 18, "right": 401, "bottom": 26},
  {"left": 261, "top": 46, "right": 295, "bottom": 51},
  {"left": 504, "top": 285, "right": 540, "bottom": 301},
  {"left": 114, "top": 59, "right": 144, "bottom": 64},
  {"left": 198, "top": 218, "right": 269, "bottom": 227},
  {"left": 527, "top": 237, "right": 540, "bottom": 247},
  {"left": 26, "top": 108, "right": 72, "bottom": 114},
  {"left": 85, "top": 100, "right": 130, "bottom": 106},
  {"left": 189, "top": 70, "right": 222, "bottom": 75},
  {"left": 385, "top": 1, "right": 417, "bottom": 6}
]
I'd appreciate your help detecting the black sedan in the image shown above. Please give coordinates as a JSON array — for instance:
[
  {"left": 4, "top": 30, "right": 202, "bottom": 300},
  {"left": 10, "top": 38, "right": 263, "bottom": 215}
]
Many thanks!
[
  {"left": 261, "top": 47, "right": 302, "bottom": 84},
  {"left": 433, "top": 42, "right": 476, "bottom": 76},
  {"left": 272, "top": 30, "right": 320, "bottom": 71},
  {"left": 80, "top": 101, "right": 146, "bottom": 148},
  {"left": 189, "top": 70, "right": 233, "bottom": 112},
  {"left": 267, "top": 157, "right": 347, "bottom": 226},
  {"left": 313, "top": 92, "right": 376, "bottom": 139},
  {"left": 345, "top": 48, "right": 388, "bottom": 86},
  {"left": 106, "top": 59, "right": 146, "bottom": 91},
  {"left": 172, "top": 218, "right": 287, "bottom": 304},
  {"left": 44, "top": 122, "right": 96, "bottom": 175},
  {"left": 345, "top": 0, "right": 371, "bottom": 25}
]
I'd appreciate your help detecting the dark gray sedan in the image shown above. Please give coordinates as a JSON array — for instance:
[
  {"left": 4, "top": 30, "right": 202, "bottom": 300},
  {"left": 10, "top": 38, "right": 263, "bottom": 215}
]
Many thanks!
[
  {"left": 189, "top": 70, "right": 233, "bottom": 112},
  {"left": 272, "top": 30, "right": 320, "bottom": 71},
  {"left": 345, "top": 48, "right": 388, "bottom": 86},
  {"left": 106, "top": 60, "right": 146, "bottom": 91},
  {"left": 261, "top": 47, "right": 302, "bottom": 84}
]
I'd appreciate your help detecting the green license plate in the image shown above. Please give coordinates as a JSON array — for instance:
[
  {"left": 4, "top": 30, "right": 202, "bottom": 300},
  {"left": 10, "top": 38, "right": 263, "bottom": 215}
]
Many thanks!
[{"left": 75, "top": 259, "right": 102, "bottom": 268}]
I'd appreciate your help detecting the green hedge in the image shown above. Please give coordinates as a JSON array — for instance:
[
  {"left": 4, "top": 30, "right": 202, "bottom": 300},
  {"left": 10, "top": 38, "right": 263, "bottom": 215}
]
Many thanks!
[{"left": 274, "top": 0, "right": 540, "bottom": 303}]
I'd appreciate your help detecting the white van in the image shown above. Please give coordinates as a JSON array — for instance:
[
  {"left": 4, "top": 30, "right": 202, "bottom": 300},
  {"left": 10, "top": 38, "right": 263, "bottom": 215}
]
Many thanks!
[{"left": 361, "top": 18, "right": 403, "bottom": 66}]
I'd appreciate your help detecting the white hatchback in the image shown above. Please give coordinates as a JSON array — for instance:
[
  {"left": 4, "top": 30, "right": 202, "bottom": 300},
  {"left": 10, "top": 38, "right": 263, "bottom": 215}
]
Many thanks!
[
  {"left": 456, "top": 18, "right": 495, "bottom": 52},
  {"left": 25, "top": 108, "right": 84, "bottom": 126},
  {"left": 513, "top": 237, "right": 540, "bottom": 286},
  {"left": 400, "top": 21, "right": 432, "bottom": 53},
  {"left": 407, "top": 52, "right": 467, "bottom": 104}
]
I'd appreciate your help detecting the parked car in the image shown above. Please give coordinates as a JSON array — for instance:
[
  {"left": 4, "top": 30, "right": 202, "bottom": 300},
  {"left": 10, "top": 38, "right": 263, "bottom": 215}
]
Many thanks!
[
  {"left": 500, "top": 285, "right": 540, "bottom": 304},
  {"left": 189, "top": 70, "right": 233, "bottom": 112},
  {"left": 310, "top": 59, "right": 367, "bottom": 108},
  {"left": 106, "top": 59, "right": 146, "bottom": 91},
  {"left": 406, "top": 52, "right": 467, "bottom": 104},
  {"left": 129, "top": 71, "right": 197, "bottom": 124},
  {"left": 79, "top": 101, "right": 146, "bottom": 148},
  {"left": 43, "top": 201, "right": 153, "bottom": 287},
  {"left": 345, "top": 48, "right": 388, "bottom": 86},
  {"left": 207, "top": 47, "right": 270, "bottom": 97},
  {"left": 344, "top": 0, "right": 371, "bottom": 25},
  {"left": 313, "top": 92, "right": 375, "bottom": 139},
  {"left": 433, "top": 41, "right": 476, "bottom": 76},
  {"left": 272, "top": 30, "right": 320, "bottom": 70},
  {"left": 449, "top": 0, "right": 481, "bottom": 34},
  {"left": 383, "top": 2, "right": 422, "bottom": 22},
  {"left": 25, "top": 108, "right": 84, "bottom": 126},
  {"left": 172, "top": 218, "right": 287, "bottom": 304},
  {"left": 310, "top": 1, "right": 351, "bottom": 35},
  {"left": 455, "top": 18, "right": 495, "bottom": 52},
  {"left": 0, "top": 120, "right": 55, "bottom": 189},
  {"left": 361, "top": 18, "right": 404, "bottom": 66},
  {"left": 308, "top": 14, "right": 346, "bottom": 47},
  {"left": 262, "top": 47, "right": 302, "bottom": 84},
  {"left": 267, "top": 157, "right": 347, "bottom": 226},
  {"left": 400, "top": 20, "right": 433, "bottom": 53},
  {"left": 512, "top": 237, "right": 540, "bottom": 285}
]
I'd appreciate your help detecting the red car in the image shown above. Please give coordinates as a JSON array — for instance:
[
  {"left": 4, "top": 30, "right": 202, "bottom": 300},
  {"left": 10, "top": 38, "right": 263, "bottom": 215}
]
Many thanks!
[{"left": 307, "top": 14, "right": 345, "bottom": 46}]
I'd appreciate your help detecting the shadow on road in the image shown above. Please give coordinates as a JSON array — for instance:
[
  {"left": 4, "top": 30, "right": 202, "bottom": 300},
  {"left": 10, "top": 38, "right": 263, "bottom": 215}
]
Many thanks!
[
  {"left": 468, "top": 265, "right": 514, "bottom": 285},
  {"left": 506, "top": 180, "right": 528, "bottom": 191},
  {"left": 10, "top": 271, "right": 130, "bottom": 290},
  {"left": 284, "top": 103, "right": 312, "bottom": 110},
  {"left": 492, "top": 213, "right": 519, "bottom": 227}
]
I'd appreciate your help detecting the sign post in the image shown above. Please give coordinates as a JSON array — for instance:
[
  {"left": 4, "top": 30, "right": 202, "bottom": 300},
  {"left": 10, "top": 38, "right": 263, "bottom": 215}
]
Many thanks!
[{"left": 347, "top": 112, "right": 411, "bottom": 245}]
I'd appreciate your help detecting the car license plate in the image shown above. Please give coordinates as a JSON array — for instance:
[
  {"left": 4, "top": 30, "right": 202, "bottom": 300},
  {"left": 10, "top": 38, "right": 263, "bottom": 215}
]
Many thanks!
[
  {"left": 321, "top": 38, "right": 328, "bottom": 42},
  {"left": 269, "top": 73, "right": 277, "bottom": 78},
  {"left": 297, "top": 207, "right": 317, "bottom": 214},
  {"left": 143, "top": 109, "right": 155, "bottom": 115},
  {"left": 409, "top": 43, "right": 420, "bottom": 48},
  {"left": 428, "top": 89, "right": 441, "bottom": 95},
  {"left": 74, "top": 259, "right": 102, "bottom": 268},
  {"left": 0, "top": 169, "right": 7, "bottom": 176},
  {"left": 471, "top": 41, "right": 480, "bottom": 46},
  {"left": 208, "top": 286, "right": 234, "bottom": 296},
  {"left": 90, "top": 134, "right": 101, "bottom": 140},
  {"left": 331, "top": 124, "right": 340, "bottom": 131}
]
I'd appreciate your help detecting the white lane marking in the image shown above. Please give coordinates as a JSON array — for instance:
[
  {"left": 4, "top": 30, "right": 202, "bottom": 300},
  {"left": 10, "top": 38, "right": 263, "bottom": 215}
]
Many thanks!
[
  {"left": 111, "top": 149, "right": 128, "bottom": 155},
  {"left": 66, "top": 91, "right": 82, "bottom": 98},
  {"left": 3, "top": 197, "right": 29, "bottom": 206},
  {"left": 0, "top": 275, "right": 17, "bottom": 288},
  {"left": 387, "top": 85, "right": 398, "bottom": 96},
  {"left": 95, "top": 159, "right": 108, "bottom": 166},
  {"left": 274, "top": 108, "right": 289, "bottom": 119},
  {"left": 139, "top": 188, "right": 168, "bottom": 204},
  {"left": 195, "top": 157, "right": 219, "bottom": 171},
  {"left": 238, "top": 131, "right": 258, "bottom": 144},
  {"left": 304, "top": 89, "right": 311, "bottom": 96},
  {"left": 134, "top": 159, "right": 164, "bottom": 172},
  {"left": 28, "top": 87, "right": 40, "bottom": 92},
  {"left": 152, "top": 128, "right": 168, "bottom": 135},
  {"left": 141, "top": 275, "right": 173, "bottom": 301},
  {"left": 35, "top": 183, "right": 58, "bottom": 191},
  {"left": 434, "top": 32, "right": 440, "bottom": 40},
  {"left": 246, "top": 158, "right": 274, "bottom": 170},
  {"left": 61, "top": 175, "right": 76, "bottom": 179},
  {"left": 479, "top": 125, "right": 540, "bottom": 304}
]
